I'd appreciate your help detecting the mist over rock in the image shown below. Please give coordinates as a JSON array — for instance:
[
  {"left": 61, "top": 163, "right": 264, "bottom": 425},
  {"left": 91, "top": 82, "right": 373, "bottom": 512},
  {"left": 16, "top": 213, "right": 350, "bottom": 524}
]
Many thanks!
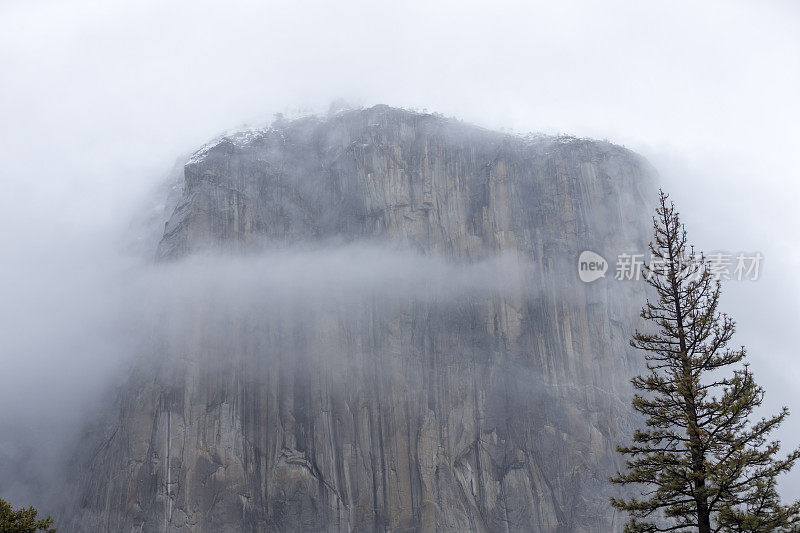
[{"left": 64, "top": 106, "right": 656, "bottom": 531}]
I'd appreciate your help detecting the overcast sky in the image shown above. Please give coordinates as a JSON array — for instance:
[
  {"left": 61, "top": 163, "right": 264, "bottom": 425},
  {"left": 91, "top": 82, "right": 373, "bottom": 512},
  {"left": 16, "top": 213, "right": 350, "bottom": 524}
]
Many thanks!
[{"left": 1, "top": 0, "right": 799, "bottom": 500}]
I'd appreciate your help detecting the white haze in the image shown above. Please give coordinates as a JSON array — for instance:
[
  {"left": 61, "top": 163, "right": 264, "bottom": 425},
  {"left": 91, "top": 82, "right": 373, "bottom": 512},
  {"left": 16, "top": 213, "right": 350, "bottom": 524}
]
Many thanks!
[{"left": 1, "top": 0, "right": 798, "bottom": 507}]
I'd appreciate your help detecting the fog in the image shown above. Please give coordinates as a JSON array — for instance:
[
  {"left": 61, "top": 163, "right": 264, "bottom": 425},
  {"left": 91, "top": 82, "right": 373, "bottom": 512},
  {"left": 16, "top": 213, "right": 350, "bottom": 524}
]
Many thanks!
[{"left": 1, "top": 0, "right": 798, "bottom": 512}]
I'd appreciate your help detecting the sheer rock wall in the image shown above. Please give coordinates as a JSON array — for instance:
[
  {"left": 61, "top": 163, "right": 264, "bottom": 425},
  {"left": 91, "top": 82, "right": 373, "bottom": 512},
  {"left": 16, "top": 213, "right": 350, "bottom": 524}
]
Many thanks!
[{"left": 66, "top": 106, "right": 655, "bottom": 532}]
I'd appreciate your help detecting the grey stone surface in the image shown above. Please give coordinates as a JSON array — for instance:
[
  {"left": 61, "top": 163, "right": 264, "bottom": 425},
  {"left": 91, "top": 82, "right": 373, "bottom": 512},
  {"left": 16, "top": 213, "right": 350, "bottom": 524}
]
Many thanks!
[{"left": 63, "top": 106, "right": 656, "bottom": 532}]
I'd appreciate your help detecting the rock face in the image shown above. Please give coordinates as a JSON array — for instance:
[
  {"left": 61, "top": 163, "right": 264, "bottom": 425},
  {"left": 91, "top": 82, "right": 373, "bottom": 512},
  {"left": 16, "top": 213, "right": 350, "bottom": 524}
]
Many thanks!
[{"left": 65, "top": 106, "right": 656, "bottom": 532}]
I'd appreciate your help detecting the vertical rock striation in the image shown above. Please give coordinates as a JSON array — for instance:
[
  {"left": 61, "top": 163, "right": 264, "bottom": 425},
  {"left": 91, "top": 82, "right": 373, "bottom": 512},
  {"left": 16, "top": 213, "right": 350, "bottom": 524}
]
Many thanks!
[{"left": 66, "top": 106, "right": 656, "bottom": 532}]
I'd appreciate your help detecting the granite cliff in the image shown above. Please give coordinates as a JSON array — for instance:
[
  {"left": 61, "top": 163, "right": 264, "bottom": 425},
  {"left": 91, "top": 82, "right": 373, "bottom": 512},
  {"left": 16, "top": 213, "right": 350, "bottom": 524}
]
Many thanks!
[{"left": 64, "top": 106, "right": 656, "bottom": 532}]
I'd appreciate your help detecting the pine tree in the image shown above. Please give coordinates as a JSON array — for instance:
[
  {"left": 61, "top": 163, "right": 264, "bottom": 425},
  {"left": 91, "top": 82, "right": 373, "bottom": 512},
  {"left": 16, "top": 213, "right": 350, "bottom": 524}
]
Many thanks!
[
  {"left": 610, "top": 190, "right": 800, "bottom": 532},
  {"left": 0, "top": 498, "right": 56, "bottom": 532}
]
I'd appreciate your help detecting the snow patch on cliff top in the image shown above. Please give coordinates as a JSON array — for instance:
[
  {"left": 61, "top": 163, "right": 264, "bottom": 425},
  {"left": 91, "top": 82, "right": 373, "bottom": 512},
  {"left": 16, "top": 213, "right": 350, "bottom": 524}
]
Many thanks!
[{"left": 186, "top": 128, "right": 272, "bottom": 166}]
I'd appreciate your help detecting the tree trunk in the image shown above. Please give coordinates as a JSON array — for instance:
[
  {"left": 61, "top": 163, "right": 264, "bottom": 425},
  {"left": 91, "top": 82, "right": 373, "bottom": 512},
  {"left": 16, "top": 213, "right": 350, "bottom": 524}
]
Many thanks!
[
  {"left": 697, "top": 490, "right": 712, "bottom": 533},
  {"left": 665, "top": 217, "right": 711, "bottom": 533}
]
